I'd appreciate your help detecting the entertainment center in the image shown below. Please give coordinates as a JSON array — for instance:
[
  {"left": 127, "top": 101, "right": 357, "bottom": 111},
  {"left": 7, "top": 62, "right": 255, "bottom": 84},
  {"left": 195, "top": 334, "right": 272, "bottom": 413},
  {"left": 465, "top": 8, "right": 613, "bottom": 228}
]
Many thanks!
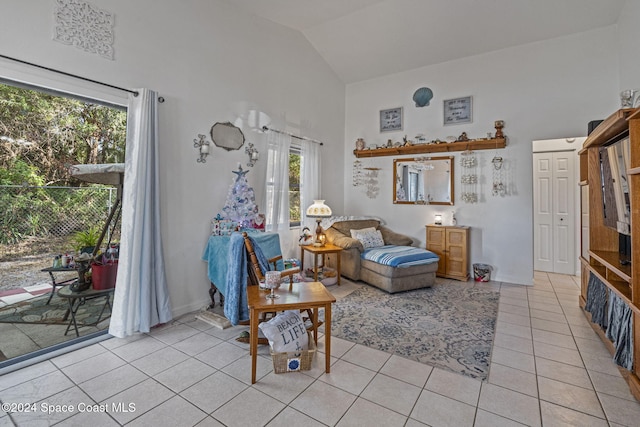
[{"left": 580, "top": 107, "right": 640, "bottom": 399}]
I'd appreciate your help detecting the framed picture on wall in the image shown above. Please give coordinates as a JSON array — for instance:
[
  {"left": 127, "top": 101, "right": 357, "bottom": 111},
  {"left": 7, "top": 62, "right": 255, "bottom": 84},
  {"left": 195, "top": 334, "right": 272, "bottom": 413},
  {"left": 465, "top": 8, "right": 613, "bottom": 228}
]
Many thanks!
[
  {"left": 380, "top": 107, "right": 403, "bottom": 132},
  {"left": 443, "top": 96, "right": 472, "bottom": 125}
]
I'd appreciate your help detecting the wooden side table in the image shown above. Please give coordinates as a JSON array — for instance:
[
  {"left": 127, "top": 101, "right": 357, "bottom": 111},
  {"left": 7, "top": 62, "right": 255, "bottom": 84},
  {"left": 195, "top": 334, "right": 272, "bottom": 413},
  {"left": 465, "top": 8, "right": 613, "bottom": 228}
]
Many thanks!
[
  {"left": 247, "top": 281, "right": 336, "bottom": 384},
  {"left": 299, "top": 244, "right": 343, "bottom": 285}
]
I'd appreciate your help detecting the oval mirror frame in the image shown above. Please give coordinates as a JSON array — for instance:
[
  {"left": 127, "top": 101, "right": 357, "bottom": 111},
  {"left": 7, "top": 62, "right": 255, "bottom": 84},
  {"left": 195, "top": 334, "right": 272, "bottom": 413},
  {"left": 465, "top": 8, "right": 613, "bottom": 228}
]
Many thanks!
[
  {"left": 393, "top": 156, "right": 454, "bottom": 205},
  {"left": 210, "top": 122, "right": 245, "bottom": 151}
]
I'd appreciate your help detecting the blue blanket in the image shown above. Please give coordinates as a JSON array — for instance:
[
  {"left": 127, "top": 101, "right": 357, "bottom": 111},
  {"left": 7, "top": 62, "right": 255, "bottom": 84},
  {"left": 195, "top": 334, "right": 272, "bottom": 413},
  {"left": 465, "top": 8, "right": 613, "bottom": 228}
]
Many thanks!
[
  {"left": 202, "top": 231, "right": 283, "bottom": 296},
  {"left": 223, "top": 233, "right": 270, "bottom": 325},
  {"left": 362, "top": 245, "right": 439, "bottom": 268}
]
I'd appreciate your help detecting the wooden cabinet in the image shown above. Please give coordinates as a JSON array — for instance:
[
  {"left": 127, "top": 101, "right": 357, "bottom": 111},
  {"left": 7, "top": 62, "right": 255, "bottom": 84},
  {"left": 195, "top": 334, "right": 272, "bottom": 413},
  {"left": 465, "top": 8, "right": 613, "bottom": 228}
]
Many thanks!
[
  {"left": 579, "top": 108, "right": 640, "bottom": 400},
  {"left": 425, "top": 225, "right": 469, "bottom": 281}
]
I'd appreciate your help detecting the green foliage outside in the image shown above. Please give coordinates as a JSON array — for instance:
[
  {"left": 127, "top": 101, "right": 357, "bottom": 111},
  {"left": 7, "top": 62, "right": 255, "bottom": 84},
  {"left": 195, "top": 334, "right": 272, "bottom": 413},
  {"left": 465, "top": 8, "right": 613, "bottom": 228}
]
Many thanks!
[
  {"left": 0, "top": 83, "right": 126, "bottom": 247},
  {"left": 289, "top": 151, "right": 301, "bottom": 224},
  {"left": 0, "top": 83, "right": 126, "bottom": 185},
  {"left": 72, "top": 225, "right": 102, "bottom": 252}
]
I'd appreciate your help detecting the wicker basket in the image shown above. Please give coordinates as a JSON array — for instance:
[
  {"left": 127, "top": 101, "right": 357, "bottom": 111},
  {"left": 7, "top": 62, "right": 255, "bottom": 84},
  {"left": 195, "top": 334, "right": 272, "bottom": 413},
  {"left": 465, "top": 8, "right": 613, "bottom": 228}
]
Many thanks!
[{"left": 270, "top": 332, "right": 316, "bottom": 374}]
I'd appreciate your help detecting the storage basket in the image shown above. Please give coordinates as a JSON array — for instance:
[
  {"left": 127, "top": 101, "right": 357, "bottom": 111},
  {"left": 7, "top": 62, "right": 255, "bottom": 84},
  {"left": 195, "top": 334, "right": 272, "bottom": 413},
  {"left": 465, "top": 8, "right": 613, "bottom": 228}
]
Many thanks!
[{"left": 270, "top": 332, "right": 316, "bottom": 374}]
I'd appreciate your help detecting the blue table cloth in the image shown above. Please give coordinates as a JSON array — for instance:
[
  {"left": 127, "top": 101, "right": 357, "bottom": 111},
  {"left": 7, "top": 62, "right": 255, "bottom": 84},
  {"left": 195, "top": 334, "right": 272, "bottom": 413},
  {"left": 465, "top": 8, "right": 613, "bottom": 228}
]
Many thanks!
[{"left": 202, "top": 231, "right": 283, "bottom": 296}]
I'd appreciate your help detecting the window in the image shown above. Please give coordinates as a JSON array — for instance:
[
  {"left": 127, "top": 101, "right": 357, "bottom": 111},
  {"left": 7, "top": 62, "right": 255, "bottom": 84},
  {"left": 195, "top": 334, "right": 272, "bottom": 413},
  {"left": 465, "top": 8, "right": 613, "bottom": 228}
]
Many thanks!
[
  {"left": 0, "top": 79, "right": 127, "bottom": 367},
  {"left": 289, "top": 146, "right": 301, "bottom": 227}
]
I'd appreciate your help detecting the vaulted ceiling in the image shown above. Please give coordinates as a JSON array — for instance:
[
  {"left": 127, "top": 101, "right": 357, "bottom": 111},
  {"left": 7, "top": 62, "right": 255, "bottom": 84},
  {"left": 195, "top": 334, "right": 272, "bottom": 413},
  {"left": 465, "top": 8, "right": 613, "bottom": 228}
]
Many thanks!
[{"left": 223, "top": 0, "right": 626, "bottom": 83}]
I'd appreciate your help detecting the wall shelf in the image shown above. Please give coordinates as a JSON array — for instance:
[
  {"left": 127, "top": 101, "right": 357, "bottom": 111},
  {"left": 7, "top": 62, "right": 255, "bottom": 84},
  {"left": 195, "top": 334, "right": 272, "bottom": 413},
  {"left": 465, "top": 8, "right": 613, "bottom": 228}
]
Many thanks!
[{"left": 353, "top": 137, "right": 506, "bottom": 158}]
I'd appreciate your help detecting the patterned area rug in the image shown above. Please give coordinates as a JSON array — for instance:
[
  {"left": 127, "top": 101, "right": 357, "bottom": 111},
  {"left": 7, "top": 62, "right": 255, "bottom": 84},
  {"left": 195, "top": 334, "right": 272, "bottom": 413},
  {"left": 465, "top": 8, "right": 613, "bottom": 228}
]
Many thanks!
[
  {"left": 330, "top": 282, "right": 499, "bottom": 380},
  {"left": 0, "top": 292, "right": 111, "bottom": 326}
]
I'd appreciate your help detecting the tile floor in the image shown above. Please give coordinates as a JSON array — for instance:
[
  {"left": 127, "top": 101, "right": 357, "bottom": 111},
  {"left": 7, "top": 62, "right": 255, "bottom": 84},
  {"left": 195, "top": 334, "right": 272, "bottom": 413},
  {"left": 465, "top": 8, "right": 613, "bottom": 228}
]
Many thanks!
[
  {"left": 2, "top": 272, "right": 640, "bottom": 426},
  {"left": 0, "top": 283, "right": 57, "bottom": 307}
]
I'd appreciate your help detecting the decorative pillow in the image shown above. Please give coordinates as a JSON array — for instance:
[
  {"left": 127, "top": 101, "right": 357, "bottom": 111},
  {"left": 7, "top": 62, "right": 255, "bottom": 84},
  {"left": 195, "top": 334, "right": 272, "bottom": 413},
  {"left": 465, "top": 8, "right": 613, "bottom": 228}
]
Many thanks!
[
  {"left": 350, "top": 227, "right": 385, "bottom": 249},
  {"left": 333, "top": 220, "right": 380, "bottom": 236},
  {"left": 258, "top": 310, "right": 309, "bottom": 352}
]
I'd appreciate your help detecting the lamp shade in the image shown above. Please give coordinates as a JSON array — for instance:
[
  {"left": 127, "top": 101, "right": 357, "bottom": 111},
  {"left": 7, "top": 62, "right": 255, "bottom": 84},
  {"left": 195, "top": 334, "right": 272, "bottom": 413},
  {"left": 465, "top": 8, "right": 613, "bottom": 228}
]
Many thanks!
[{"left": 306, "top": 200, "right": 332, "bottom": 218}]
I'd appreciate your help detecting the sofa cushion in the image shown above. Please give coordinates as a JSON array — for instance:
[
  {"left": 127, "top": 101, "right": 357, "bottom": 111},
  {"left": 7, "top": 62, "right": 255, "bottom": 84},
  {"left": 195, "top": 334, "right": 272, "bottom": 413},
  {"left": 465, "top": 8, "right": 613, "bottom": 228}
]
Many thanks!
[
  {"left": 332, "top": 220, "right": 380, "bottom": 236},
  {"left": 350, "top": 228, "right": 385, "bottom": 249},
  {"left": 361, "top": 258, "right": 439, "bottom": 278},
  {"left": 379, "top": 226, "right": 413, "bottom": 246},
  {"left": 325, "top": 228, "right": 364, "bottom": 251},
  {"left": 362, "top": 245, "right": 439, "bottom": 267}
]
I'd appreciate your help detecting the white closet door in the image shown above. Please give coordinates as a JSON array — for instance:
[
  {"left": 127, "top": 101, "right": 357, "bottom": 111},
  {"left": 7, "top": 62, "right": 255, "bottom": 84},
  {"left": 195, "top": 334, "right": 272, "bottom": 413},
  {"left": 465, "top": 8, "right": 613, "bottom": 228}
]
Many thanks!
[
  {"left": 534, "top": 153, "right": 554, "bottom": 272},
  {"left": 533, "top": 151, "right": 575, "bottom": 274}
]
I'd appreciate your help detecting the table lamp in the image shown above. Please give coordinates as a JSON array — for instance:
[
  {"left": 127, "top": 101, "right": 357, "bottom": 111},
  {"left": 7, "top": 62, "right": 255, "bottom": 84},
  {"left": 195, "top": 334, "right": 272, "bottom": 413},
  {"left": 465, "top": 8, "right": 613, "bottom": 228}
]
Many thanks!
[{"left": 306, "top": 200, "right": 332, "bottom": 247}]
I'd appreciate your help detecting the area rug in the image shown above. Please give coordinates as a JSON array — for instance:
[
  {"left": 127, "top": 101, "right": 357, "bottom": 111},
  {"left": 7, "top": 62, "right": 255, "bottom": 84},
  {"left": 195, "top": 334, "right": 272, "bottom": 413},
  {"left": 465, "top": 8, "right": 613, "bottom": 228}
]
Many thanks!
[
  {"left": 0, "top": 292, "right": 111, "bottom": 326},
  {"left": 330, "top": 282, "right": 499, "bottom": 380}
]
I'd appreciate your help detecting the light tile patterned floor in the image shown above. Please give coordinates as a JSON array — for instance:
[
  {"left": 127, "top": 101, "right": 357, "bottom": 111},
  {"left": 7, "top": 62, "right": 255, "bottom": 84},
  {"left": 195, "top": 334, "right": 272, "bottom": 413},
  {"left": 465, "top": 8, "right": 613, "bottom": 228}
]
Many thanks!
[{"left": 1, "top": 272, "right": 640, "bottom": 426}]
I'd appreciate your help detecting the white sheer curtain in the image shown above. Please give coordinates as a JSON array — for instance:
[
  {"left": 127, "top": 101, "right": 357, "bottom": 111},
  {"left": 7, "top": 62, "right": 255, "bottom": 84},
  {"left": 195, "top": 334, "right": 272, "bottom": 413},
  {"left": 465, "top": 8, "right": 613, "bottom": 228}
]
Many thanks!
[
  {"left": 264, "top": 131, "right": 293, "bottom": 255},
  {"left": 300, "top": 139, "right": 321, "bottom": 228},
  {"left": 109, "top": 89, "right": 172, "bottom": 338}
]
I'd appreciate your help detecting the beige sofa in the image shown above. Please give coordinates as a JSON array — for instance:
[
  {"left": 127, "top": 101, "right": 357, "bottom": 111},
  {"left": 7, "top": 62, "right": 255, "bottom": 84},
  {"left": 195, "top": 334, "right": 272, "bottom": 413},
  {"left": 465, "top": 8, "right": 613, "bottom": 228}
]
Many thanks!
[{"left": 324, "top": 219, "right": 438, "bottom": 293}]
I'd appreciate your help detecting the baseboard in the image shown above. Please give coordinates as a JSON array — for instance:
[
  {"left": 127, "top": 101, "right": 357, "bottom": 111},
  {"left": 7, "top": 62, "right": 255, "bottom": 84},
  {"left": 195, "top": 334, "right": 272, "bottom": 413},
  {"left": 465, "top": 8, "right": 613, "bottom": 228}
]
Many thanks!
[
  {"left": 491, "top": 273, "right": 533, "bottom": 286},
  {"left": 171, "top": 300, "right": 209, "bottom": 319}
]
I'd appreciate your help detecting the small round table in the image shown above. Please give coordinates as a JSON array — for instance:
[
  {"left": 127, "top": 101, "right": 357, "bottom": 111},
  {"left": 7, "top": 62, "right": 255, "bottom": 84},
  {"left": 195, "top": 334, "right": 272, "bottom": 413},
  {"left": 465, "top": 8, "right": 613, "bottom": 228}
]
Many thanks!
[{"left": 58, "top": 284, "right": 114, "bottom": 337}]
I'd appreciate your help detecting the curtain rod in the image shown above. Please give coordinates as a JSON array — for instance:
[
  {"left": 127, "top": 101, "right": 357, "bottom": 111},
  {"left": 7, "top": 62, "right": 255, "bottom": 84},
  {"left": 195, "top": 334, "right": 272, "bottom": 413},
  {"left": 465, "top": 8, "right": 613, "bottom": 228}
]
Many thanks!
[
  {"left": 0, "top": 54, "right": 163, "bottom": 101},
  {"left": 262, "top": 126, "right": 323, "bottom": 146}
]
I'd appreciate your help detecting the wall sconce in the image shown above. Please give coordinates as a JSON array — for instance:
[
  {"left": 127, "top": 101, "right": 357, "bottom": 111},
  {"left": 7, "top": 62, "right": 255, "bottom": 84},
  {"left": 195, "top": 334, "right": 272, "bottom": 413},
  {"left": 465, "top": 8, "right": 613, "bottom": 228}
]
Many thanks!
[
  {"left": 194, "top": 134, "right": 210, "bottom": 163},
  {"left": 434, "top": 214, "right": 443, "bottom": 225},
  {"left": 245, "top": 142, "right": 259, "bottom": 167}
]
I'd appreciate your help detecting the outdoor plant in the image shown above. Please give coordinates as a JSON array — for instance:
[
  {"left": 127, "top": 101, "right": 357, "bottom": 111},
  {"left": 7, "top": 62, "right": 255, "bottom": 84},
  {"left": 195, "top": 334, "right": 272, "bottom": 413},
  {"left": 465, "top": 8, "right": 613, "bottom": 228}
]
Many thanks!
[{"left": 72, "top": 225, "right": 101, "bottom": 253}]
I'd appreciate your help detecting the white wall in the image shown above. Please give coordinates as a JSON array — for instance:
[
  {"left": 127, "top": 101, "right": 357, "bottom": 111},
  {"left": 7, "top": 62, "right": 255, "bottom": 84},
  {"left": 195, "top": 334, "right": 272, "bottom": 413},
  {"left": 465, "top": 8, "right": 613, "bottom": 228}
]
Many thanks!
[
  {"left": 344, "top": 27, "right": 621, "bottom": 285},
  {"left": 0, "top": 0, "right": 345, "bottom": 317},
  {"left": 618, "top": 0, "right": 640, "bottom": 91}
]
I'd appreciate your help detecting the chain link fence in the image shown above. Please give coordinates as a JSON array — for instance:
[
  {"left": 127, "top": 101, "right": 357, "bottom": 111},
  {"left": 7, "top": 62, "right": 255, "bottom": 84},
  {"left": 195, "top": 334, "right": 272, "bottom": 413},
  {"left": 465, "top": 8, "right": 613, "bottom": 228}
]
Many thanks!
[{"left": 0, "top": 185, "right": 119, "bottom": 260}]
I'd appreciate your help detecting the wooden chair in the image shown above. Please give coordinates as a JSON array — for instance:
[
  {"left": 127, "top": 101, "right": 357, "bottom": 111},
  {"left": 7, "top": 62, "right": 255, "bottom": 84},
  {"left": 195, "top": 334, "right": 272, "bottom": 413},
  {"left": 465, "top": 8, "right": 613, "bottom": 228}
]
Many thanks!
[
  {"left": 241, "top": 232, "right": 323, "bottom": 340},
  {"left": 243, "top": 232, "right": 299, "bottom": 291}
]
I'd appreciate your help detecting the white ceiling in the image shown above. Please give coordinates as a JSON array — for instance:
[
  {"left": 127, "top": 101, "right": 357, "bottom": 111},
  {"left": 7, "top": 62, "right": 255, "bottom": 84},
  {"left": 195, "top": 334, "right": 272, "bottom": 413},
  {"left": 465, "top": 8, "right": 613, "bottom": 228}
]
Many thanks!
[{"left": 223, "top": 0, "right": 626, "bottom": 83}]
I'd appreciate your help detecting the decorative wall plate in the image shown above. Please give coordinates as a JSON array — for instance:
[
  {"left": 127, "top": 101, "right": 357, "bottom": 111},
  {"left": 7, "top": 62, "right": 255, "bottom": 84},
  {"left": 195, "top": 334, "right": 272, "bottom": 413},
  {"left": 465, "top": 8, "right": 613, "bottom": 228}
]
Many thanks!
[{"left": 413, "top": 87, "right": 433, "bottom": 107}]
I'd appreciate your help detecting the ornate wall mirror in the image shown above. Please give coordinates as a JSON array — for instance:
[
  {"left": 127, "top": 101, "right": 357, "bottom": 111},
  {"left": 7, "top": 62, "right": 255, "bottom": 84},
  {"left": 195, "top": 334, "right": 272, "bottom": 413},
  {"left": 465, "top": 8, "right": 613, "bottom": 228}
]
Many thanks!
[
  {"left": 210, "top": 122, "right": 245, "bottom": 151},
  {"left": 393, "top": 156, "right": 454, "bottom": 205}
]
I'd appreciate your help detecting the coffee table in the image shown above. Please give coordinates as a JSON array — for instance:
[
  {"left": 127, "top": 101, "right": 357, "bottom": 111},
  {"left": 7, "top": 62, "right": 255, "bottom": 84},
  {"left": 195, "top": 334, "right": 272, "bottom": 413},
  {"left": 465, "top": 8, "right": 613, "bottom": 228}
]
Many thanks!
[{"left": 247, "top": 281, "right": 336, "bottom": 384}]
